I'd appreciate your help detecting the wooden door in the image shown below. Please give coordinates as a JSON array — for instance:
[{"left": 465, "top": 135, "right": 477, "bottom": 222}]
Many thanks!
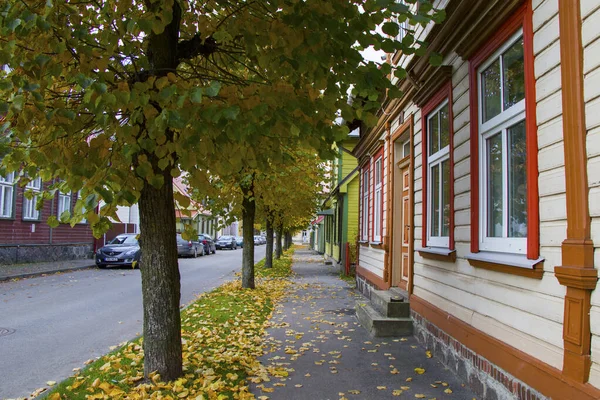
[{"left": 399, "top": 165, "right": 411, "bottom": 291}]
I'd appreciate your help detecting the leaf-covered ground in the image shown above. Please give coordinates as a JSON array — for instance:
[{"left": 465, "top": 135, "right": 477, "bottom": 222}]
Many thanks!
[
  {"left": 41, "top": 249, "right": 295, "bottom": 400},
  {"left": 248, "top": 248, "right": 478, "bottom": 400}
]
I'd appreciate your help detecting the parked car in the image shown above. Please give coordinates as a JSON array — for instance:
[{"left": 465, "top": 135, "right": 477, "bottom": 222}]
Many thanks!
[
  {"left": 260, "top": 235, "right": 267, "bottom": 245},
  {"left": 235, "top": 236, "right": 244, "bottom": 248},
  {"left": 198, "top": 234, "right": 217, "bottom": 255},
  {"left": 253, "top": 235, "right": 262, "bottom": 245},
  {"left": 216, "top": 235, "right": 237, "bottom": 250},
  {"left": 96, "top": 234, "right": 141, "bottom": 269},
  {"left": 176, "top": 233, "right": 204, "bottom": 257}
]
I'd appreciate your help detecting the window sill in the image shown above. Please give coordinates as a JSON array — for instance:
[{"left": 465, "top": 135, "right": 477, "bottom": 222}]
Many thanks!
[
  {"left": 417, "top": 247, "right": 456, "bottom": 262},
  {"left": 466, "top": 252, "right": 545, "bottom": 279},
  {"left": 370, "top": 241, "right": 384, "bottom": 249},
  {"left": 358, "top": 240, "right": 369, "bottom": 247}
]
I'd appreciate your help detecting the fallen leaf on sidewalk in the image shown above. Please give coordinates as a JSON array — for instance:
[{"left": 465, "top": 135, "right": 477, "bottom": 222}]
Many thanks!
[
  {"left": 414, "top": 367, "right": 425, "bottom": 374},
  {"left": 46, "top": 381, "right": 56, "bottom": 386},
  {"left": 444, "top": 388, "right": 453, "bottom": 394},
  {"left": 377, "top": 386, "right": 387, "bottom": 390},
  {"left": 415, "top": 395, "right": 426, "bottom": 399},
  {"left": 392, "top": 389, "right": 403, "bottom": 396}
]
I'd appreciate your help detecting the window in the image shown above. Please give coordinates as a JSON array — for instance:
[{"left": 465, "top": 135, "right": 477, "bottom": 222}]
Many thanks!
[
  {"left": 373, "top": 157, "right": 383, "bottom": 242},
  {"left": 58, "top": 191, "right": 72, "bottom": 216},
  {"left": 23, "top": 177, "right": 42, "bottom": 221},
  {"left": 477, "top": 30, "right": 527, "bottom": 254},
  {"left": 0, "top": 172, "right": 15, "bottom": 218},
  {"left": 402, "top": 141, "right": 411, "bottom": 158},
  {"left": 393, "top": 0, "right": 409, "bottom": 43},
  {"left": 361, "top": 169, "right": 370, "bottom": 241},
  {"left": 427, "top": 101, "right": 451, "bottom": 248}
]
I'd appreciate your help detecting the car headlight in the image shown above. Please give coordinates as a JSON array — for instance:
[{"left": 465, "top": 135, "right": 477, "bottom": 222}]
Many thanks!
[
  {"left": 123, "top": 249, "right": 138, "bottom": 257},
  {"left": 96, "top": 249, "right": 102, "bottom": 255}
]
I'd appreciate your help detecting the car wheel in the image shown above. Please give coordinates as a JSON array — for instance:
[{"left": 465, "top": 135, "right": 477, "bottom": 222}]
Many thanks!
[
  {"left": 193, "top": 247, "right": 198, "bottom": 258},
  {"left": 200, "top": 247, "right": 205, "bottom": 256},
  {"left": 212, "top": 248, "right": 216, "bottom": 254}
]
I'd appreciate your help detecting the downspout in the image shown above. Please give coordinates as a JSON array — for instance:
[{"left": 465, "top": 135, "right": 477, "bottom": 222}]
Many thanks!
[
  {"left": 49, "top": 180, "right": 55, "bottom": 245},
  {"left": 383, "top": 122, "right": 392, "bottom": 283}
]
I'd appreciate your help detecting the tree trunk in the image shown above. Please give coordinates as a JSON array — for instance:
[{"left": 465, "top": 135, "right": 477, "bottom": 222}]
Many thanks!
[
  {"left": 241, "top": 184, "right": 255, "bottom": 289},
  {"left": 138, "top": 173, "right": 182, "bottom": 381},
  {"left": 265, "top": 215, "right": 274, "bottom": 268},
  {"left": 275, "top": 226, "right": 283, "bottom": 259},
  {"left": 284, "top": 231, "right": 291, "bottom": 250}
]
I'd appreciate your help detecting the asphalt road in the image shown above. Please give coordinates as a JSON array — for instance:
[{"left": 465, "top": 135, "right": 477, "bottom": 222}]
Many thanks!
[{"left": 0, "top": 245, "right": 265, "bottom": 400}]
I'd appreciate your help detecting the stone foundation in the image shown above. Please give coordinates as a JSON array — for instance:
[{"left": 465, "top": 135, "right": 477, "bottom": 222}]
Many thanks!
[
  {"left": 0, "top": 244, "right": 93, "bottom": 265},
  {"left": 356, "top": 273, "right": 377, "bottom": 300},
  {"left": 412, "top": 310, "right": 547, "bottom": 400}
]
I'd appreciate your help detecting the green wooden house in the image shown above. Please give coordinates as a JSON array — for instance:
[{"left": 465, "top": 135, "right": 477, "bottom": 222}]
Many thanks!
[{"left": 317, "top": 127, "right": 360, "bottom": 267}]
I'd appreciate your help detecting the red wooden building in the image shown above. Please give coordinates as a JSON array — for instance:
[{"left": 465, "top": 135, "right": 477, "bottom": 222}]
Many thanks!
[{"left": 0, "top": 175, "right": 94, "bottom": 264}]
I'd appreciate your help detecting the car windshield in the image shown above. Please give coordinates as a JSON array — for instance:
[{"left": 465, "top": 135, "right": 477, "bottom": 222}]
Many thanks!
[
  {"left": 219, "top": 236, "right": 232, "bottom": 240},
  {"left": 108, "top": 235, "right": 138, "bottom": 245}
]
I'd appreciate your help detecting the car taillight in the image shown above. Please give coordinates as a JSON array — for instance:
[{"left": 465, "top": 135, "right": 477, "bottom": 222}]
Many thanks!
[
  {"left": 203, "top": 240, "right": 207, "bottom": 244},
  {"left": 188, "top": 241, "right": 192, "bottom": 247}
]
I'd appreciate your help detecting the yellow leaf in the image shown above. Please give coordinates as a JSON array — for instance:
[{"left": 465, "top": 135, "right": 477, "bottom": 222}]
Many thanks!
[
  {"left": 46, "top": 381, "right": 56, "bottom": 386},
  {"left": 377, "top": 386, "right": 387, "bottom": 390},
  {"left": 414, "top": 367, "right": 426, "bottom": 374},
  {"left": 392, "top": 389, "right": 403, "bottom": 396},
  {"left": 48, "top": 394, "right": 61, "bottom": 400},
  {"left": 444, "top": 388, "right": 453, "bottom": 394},
  {"left": 261, "top": 387, "right": 274, "bottom": 393},
  {"left": 426, "top": 350, "right": 432, "bottom": 358},
  {"left": 348, "top": 389, "right": 360, "bottom": 394},
  {"left": 415, "top": 395, "right": 426, "bottom": 399},
  {"left": 295, "top": 384, "right": 303, "bottom": 388},
  {"left": 401, "top": 386, "right": 410, "bottom": 390},
  {"left": 406, "top": 377, "right": 413, "bottom": 381}
]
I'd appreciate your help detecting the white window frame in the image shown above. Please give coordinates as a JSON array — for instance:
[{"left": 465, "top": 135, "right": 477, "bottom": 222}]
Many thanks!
[
  {"left": 23, "top": 177, "right": 42, "bottom": 221},
  {"left": 0, "top": 172, "right": 15, "bottom": 218},
  {"left": 477, "top": 29, "right": 527, "bottom": 254},
  {"left": 362, "top": 169, "right": 370, "bottom": 241},
  {"left": 394, "top": 0, "right": 409, "bottom": 43},
  {"left": 58, "top": 191, "right": 72, "bottom": 216},
  {"left": 373, "top": 157, "right": 383, "bottom": 242},
  {"left": 426, "top": 100, "right": 450, "bottom": 248}
]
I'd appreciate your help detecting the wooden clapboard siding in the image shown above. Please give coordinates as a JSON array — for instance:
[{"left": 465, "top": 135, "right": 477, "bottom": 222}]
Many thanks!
[
  {"left": 358, "top": 245, "right": 385, "bottom": 276},
  {"left": 347, "top": 177, "right": 359, "bottom": 242},
  {"left": 405, "top": 0, "right": 574, "bottom": 373},
  {"left": 581, "top": 0, "right": 600, "bottom": 389}
]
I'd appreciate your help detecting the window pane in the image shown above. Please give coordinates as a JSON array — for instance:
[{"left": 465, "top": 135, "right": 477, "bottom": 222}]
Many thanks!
[
  {"left": 486, "top": 133, "right": 503, "bottom": 237},
  {"left": 429, "top": 113, "right": 439, "bottom": 155},
  {"left": 508, "top": 121, "right": 527, "bottom": 237},
  {"left": 441, "top": 159, "right": 450, "bottom": 237},
  {"left": 502, "top": 38, "right": 525, "bottom": 110},
  {"left": 481, "top": 59, "right": 502, "bottom": 122},
  {"left": 430, "top": 164, "right": 440, "bottom": 236},
  {"left": 1, "top": 186, "right": 12, "bottom": 217},
  {"left": 440, "top": 104, "right": 450, "bottom": 149},
  {"left": 403, "top": 141, "right": 411, "bottom": 157}
]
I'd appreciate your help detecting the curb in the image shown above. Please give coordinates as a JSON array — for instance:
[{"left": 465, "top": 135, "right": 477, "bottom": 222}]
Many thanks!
[{"left": 0, "top": 264, "right": 97, "bottom": 282}]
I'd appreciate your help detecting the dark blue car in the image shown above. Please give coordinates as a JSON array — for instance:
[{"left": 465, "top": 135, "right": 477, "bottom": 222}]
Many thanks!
[{"left": 95, "top": 234, "right": 141, "bottom": 269}]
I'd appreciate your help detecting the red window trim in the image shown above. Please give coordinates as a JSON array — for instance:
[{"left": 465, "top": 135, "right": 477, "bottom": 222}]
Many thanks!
[
  {"left": 468, "top": 1, "right": 539, "bottom": 259},
  {"left": 371, "top": 147, "right": 384, "bottom": 242},
  {"left": 421, "top": 81, "right": 455, "bottom": 250},
  {"left": 360, "top": 160, "right": 370, "bottom": 242}
]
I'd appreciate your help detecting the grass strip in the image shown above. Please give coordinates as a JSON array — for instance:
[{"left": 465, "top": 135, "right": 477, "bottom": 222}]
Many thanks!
[{"left": 43, "top": 248, "right": 295, "bottom": 400}]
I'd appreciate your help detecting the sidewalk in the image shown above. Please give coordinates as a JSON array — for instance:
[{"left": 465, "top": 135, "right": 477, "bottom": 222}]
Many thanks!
[
  {"left": 0, "top": 258, "right": 96, "bottom": 281},
  {"left": 250, "top": 248, "right": 477, "bottom": 399}
]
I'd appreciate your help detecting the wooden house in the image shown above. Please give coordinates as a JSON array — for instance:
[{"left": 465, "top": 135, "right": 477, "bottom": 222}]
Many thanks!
[{"left": 354, "top": 1, "right": 600, "bottom": 399}]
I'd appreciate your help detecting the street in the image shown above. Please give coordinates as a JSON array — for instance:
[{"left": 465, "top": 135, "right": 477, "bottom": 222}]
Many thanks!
[{"left": 0, "top": 246, "right": 265, "bottom": 400}]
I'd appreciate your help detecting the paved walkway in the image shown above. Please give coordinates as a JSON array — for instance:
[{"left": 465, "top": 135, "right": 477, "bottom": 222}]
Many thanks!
[
  {"left": 250, "top": 249, "right": 477, "bottom": 399},
  {"left": 0, "top": 258, "right": 95, "bottom": 281}
]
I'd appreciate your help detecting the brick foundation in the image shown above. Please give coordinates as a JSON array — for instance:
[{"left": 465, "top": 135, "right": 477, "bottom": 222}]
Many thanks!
[{"left": 412, "top": 310, "right": 547, "bottom": 400}]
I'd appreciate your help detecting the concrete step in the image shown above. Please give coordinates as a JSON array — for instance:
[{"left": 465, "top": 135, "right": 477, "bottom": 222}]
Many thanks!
[
  {"left": 355, "top": 301, "right": 413, "bottom": 337},
  {"left": 370, "top": 289, "right": 411, "bottom": 318}
]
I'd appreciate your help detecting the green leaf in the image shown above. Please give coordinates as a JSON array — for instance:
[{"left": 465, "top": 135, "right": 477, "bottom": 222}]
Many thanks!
[
  {"left": 190, "top": 87, "right": 203, "bottom": 104},
  {"left": 429, "top": 52, "right": 443, "bottom": 67},
  {"left": 205, "top": 81, "right": 221, "bottom": 97},
  {"left": 223, "top": 105, "right": 240, "bottom": 120},
  {"left": 382, "top": 22, "right": 399, "bottom": 38},
  {"left": 47, "top": 215, "right": 59, "bottom": 228}
]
